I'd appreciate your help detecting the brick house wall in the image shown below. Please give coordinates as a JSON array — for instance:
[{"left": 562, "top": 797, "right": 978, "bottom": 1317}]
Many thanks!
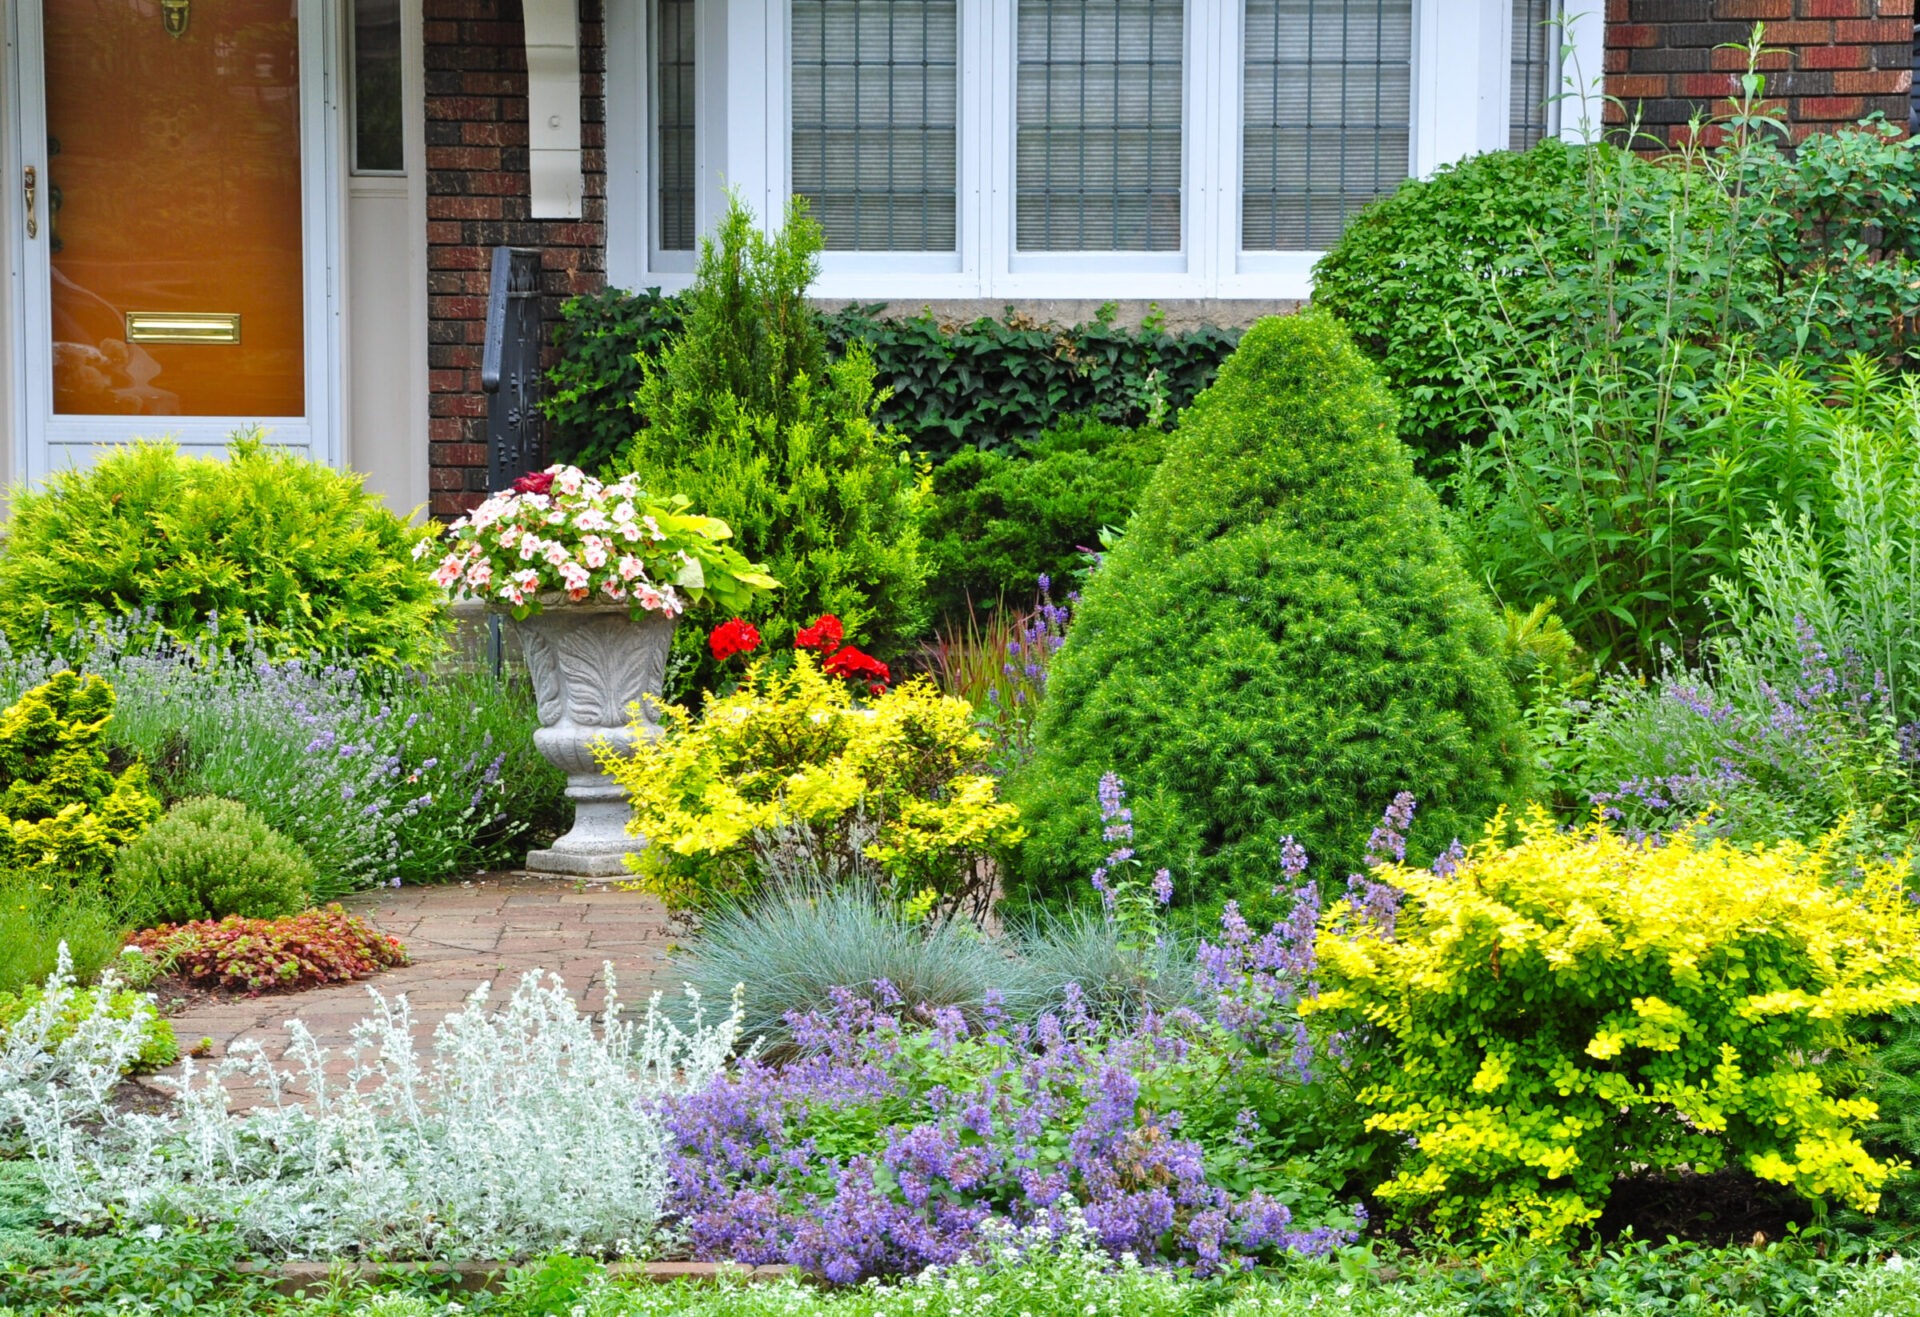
[
  {"left": 423, "top": 0, "right": 608, "bottom": 519},
  {"left": 1605, "top": 0, "right": 1913, "bottom": 145}
]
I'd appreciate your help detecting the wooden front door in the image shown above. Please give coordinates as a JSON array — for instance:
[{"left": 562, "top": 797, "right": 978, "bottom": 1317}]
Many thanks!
[{"left": 12, "top": 0, "right": 336, "bottom": 477}]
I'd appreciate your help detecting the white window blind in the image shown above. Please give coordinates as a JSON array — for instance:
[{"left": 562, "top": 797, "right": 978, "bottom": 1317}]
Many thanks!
[
  {"left": 791, "top": 0, "right": 959, "bottom": 251},
  {"left": 1242, "top": 0, "right": 1411, "bottom": 252},
  {"left": 655, "top": 0, "right": 696, "bottom": 252},
  {"left": 1016, "top": 0, "right": 1184, "bottom": 252},
  {"left": 1509, "top": 0, "right": 1561, "bottom": 150}
]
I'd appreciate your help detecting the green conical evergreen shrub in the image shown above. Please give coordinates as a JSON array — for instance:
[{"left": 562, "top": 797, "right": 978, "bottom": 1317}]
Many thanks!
[
  {"left": 611, "top": 196, "right": 925, "bottom": 692},
  {"left": 1008, "top": 311, "right": 1526, "bottom": 915}
]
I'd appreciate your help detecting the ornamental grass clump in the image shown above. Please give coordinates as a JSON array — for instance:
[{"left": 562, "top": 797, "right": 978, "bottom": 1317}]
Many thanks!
[
  {"left": 1009, "top": 311, "right": 1524, "bottom": 914},
  {"left": 1304, "top": 810, "right": 1920, "bottom": 1239},
  {"left": 601, "top": 653, "right": 1021, "bottom": 921}
]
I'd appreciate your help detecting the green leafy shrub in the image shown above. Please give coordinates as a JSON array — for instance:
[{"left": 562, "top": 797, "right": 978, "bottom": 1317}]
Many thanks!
[
  {"left": 1315, "top": 114, "right": 1920, "bottom": 470},
  {"left": 0, "top": 433, "right": 444, "bottom": 666},
  {"left": 830, "top": 304, "right": 1239, "bottom": 461},
  {"left": 113, "top": 796, "right": 314, "bottom": 925},
  {"left": 541, "top": 290, "right": 1240, "bottom": 469},
  {"left": 0, "top": 872, "right": 133, "bottom": 994},
  {"left": 0, "top": 671, "right": 159, "bottom": 879},
  {"left": 1308, "top": 812, "right": 1920, "bottom": 1238},
  {"left": 0, "top": 980, "right": 177, "bottom": 1072},
  {"left": 125, "top": 904, "right": 408, "bottom": 993},
  {"left": 1009, "top": 311, "right": 1525, "bottom": 912},
  {"left": 921, "top": 417, "right": 1166, "bottom": 622},
  {"left": 1309, "top": 138, "right": 1589, "bottom": 463},
  {"left": 543, "top": 286, "right": 689, "bottom": 471},
  {"left": 610, "top": 198, "right": 925, "bottom": 686}
]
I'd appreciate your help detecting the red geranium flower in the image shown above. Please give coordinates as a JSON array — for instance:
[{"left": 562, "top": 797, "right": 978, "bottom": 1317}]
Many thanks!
[
  {"left": 709, "top": 618, "right": 762, "bottom": 662},
  {"left": 824, "top": 645, "right": 890, "bottom": 690},
  {"left": 795, "top": 614, "right": 845, "bottom": 653},
  {"left": 511, "top": 470, "right": 555, "bottom": 495}
]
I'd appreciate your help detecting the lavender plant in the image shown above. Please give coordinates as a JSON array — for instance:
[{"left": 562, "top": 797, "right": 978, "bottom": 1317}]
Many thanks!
[
  {"left": 0, "top": 617, "right": 563, "bottom": 896},
  {"left": 1546, "top": 624, "right": 1917, "bottom": 847},
  {"left": 14, "top": 964, "right": 741, "bottom": 1260}
]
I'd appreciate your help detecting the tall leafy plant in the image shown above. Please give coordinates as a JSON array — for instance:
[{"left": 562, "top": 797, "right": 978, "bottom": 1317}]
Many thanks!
[
  {"left": 1443, "top": 45, "right": 1837, "bottom": 669},
  {"left": 611, "top": 197, "right": 925, "bottom": 687}
]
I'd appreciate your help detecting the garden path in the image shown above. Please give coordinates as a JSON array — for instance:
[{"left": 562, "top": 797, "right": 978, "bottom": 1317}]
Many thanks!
[{"left": 135, "top": 874, "right": 682, "bottom": 1111}]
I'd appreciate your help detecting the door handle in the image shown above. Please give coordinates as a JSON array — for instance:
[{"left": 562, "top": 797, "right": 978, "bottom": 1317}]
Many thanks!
[{"left": 23, "top": 166, "right": 35, "bottom": 240}]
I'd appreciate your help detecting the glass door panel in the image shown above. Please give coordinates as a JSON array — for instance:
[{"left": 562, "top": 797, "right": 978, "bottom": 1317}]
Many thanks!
[{"left": 43, "top": 0, "right": 305, "bottom": 417}]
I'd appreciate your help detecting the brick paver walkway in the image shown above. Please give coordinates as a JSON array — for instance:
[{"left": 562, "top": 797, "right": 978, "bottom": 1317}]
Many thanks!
[{"left": 138, "top": 874, "right": 681, "bottom": 1109}]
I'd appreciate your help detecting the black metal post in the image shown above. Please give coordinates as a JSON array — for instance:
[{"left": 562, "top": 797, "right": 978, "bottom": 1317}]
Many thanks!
[{"left": 481, "top": 245, "right": 544, "bottom": 495}]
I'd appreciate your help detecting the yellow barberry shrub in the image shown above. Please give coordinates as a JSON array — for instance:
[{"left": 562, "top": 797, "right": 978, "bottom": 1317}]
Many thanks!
[
  {"left": 1304, "top": 808, "right": 1920, "bottom": 1240},
  {"left": 599, "top": 653, "right": 1022, "bottom": 921},
  {"left": 0, "top": 671, "right": 161, "bottom": 878}
]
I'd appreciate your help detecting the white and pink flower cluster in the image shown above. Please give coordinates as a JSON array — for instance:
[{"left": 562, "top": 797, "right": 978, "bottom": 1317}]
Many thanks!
[{"left": 419, "top": 465, "right": 690, "bottom": 615}]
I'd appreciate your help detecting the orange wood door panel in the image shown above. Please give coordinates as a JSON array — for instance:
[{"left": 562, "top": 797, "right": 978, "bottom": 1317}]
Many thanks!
[{"left": 44, "top": 0, "right": 305, "bottom": 417}]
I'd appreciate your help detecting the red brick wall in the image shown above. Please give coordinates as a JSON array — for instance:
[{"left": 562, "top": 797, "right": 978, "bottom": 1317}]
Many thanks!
[
  {"left": 1605, "top": 0, "right": 1913, "bottom": 146},
  {"left": 424, "top": 0, "right": 607, "bottom": 519}
]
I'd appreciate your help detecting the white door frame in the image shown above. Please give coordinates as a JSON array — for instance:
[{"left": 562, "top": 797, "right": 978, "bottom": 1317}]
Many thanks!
[{"left": 6, "top": 0, "right": 343, "bottom": 482}]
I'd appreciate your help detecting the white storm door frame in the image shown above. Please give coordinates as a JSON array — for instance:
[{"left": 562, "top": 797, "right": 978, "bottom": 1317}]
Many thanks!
[{"left": 8, "top": 0, "right": 343, "bottom": 482}]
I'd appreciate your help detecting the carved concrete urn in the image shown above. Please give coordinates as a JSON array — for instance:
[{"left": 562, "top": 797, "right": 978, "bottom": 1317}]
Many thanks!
[{"left": 502, "top": 604, "right": 678, "bottom": 878}]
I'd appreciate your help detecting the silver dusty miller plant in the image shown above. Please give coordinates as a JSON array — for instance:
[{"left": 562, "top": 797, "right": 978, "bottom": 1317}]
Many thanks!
[
  {"left": 13, "top": 959, "right": 742, "bottom": 1260},
  {"left": 0, "top": 945, "right": 157, "bottom": 1150}
]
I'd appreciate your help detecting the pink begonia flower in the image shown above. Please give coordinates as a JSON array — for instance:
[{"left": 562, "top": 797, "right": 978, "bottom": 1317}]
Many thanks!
[
  {"left": 497, "top": 526, "right": 521, "bottom": 549},
  {"left": 582, "top": 537, "right": 609, "bottom": 569},
  {"left": 600, "top": 578, "right": 627, "bottom": 600},
  {"left": 643, "top": 515, "right": 663, "bottom": 541},
  {"left": 619, "top": 523, "right": 643, "bottom": 541},
  {"left": 635, "top": 586, "right": 664, "bottom": 612},
  {"left": 618, "top": 555, "right": 644, "bottom": 581},
  {"left": 554, "top": 466, "right": 585, "bottom": 496},
  {"left": 430, "top": 556, "right": 464, "bottom": 588},
  {"left": 575, "top": 508, "right": 610, "bottom": 532},
  {"left": 466, "top": 561, "right": 493, "bottom": 589},
  {"left": 543, "top": 544, "right": 571, "bottom": 568},
  {"left": 545, "top": 510, "right": 567, "bottom": 525},
  {"left": 411, "top": 538, "right": 434, "bottom": 561},
  {"left": 512, "top": 568, "right": 540, "bottom": 592},
  {"left": 612, "top": 502, "right": 637, "bottom": 525},
  {"left": 518, "top": 536, "right": 541, "bottom": 560}
]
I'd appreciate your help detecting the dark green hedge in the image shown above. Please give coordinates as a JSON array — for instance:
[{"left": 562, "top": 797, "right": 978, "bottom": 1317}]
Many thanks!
[{"left": 541, "top": 291, "right": 1240, "bottom": 469}]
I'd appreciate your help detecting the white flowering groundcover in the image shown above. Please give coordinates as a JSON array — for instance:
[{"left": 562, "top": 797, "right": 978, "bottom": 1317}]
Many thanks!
[{"left": 0, "top": 948, "right": 740, "bottom": 1261}]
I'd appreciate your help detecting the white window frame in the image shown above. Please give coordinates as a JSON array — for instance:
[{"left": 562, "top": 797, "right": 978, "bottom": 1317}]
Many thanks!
[{"left": 605, "top": 0, "right": 1601, "bottom": 301}]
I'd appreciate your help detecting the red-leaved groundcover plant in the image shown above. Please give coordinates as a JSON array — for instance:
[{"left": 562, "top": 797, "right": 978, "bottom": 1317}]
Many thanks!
[
  {"left": 126, "top": 905, "right": 409, "bottom": 995},
  {"left": 713, "top": 612, "right": 890, "bottom": 695}
]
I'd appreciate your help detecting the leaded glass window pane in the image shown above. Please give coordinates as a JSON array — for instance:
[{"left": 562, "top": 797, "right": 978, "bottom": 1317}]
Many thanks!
[
  {"left": 1016, "top": 0, "right": 1184, "bottom": 252},
  {"left": 1242, "top": 0, "right": 1411, "bottom": 252},
  {"left": 792, "top": 0, "right": 959, "bottom": 251},
  {"left": 656, "top": 0, "right": 696, "bottom": 252},
  {"left": 1510, "top": 0, "right": 1560, "bottom": 150}
]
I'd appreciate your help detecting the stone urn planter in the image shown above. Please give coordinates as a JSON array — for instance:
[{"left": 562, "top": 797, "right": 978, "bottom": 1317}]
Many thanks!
[{"left": 502, "top": 604, "right": 678, "bottom": 878}]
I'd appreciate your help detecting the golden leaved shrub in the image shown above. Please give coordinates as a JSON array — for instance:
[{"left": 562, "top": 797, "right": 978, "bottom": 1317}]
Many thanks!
[
  {"left": 1305, "top": 808, "right": 1920, "bottom": 1239},
  {"left": 599, "top": 654, "right": 1021, "bottom": 921}
]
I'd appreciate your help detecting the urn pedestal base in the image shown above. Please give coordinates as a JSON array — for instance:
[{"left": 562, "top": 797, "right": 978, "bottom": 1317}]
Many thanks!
[{"left": 502, "top": 605, "right": 676, "bottom": 883}]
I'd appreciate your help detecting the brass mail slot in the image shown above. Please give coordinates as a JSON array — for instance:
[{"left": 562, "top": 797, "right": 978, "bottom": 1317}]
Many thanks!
[{"left": 124, "top": 312, "right": 241, "bottom": 345}]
